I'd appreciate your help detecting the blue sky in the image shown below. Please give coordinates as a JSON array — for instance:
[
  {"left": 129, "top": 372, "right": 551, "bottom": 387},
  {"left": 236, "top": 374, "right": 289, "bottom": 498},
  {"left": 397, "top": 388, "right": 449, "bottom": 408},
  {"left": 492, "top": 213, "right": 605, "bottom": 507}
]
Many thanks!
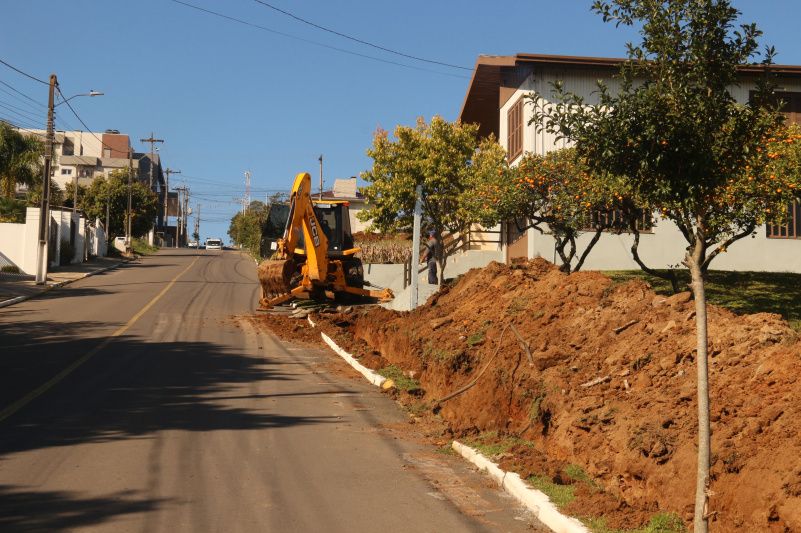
[{"left": 1, "top": 0, "right": 799, "bottom": 241}]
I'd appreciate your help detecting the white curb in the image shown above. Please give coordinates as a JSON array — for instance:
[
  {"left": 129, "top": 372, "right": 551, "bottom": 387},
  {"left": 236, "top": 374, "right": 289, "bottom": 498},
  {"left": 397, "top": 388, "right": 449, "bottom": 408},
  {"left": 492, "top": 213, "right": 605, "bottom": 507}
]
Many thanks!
[
  {"left": 451, "top": 441, "right": 589, "bottom": 533},
  {"left": 306, "top": 315, "right": 586, "bottom": 533},
  {"left": 307, "top": 316, "right": 388, "bottom": 388}
]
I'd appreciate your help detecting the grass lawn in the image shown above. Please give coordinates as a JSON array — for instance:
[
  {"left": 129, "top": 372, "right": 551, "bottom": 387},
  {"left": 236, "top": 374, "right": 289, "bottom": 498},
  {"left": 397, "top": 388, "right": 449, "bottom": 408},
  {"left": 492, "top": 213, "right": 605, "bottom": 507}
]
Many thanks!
[{"left": 605, "top": 269, "right": 801, "bottom": 331}]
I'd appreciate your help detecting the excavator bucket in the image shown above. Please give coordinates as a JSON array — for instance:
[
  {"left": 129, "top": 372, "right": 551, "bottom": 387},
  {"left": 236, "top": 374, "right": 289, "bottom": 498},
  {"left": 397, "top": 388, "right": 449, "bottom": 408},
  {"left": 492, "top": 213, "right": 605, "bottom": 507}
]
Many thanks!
[{"left": 258, "top": 258, "right": 296, "bottom": 303}]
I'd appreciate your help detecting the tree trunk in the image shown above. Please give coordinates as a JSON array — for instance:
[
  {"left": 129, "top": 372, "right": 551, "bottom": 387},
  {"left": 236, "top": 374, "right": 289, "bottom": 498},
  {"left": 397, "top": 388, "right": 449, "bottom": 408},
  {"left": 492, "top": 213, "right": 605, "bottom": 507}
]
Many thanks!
[
  {"left": 573, "top": 227, "right": 604, "bottom": 272},
  {"left": 630, "top": 224, "right": 680, "bottom": 293},
  {"left": 688, "top": 239, "right": 711, "bottom": 533}
]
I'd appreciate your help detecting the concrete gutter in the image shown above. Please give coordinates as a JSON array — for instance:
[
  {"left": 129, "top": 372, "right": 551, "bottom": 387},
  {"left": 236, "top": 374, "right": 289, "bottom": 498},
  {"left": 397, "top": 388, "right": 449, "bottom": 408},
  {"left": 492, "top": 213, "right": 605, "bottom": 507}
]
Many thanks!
[
  {"left": 305, "top": 312, "right": 588, "bottom": 533},
  {"left": 0, "top": 259, "right": 131, "bottom": 309},
  {"left": 306, "top": 315, "right": 391, "bottom": 388},
  {"left": 451, "top": 441, "right": 589, "bottom": 533}
]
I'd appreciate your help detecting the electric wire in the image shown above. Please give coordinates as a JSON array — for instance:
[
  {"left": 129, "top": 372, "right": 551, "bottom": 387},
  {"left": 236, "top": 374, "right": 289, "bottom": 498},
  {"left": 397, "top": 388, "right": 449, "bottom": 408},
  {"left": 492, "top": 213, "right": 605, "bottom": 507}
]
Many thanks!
[
  {"left": 0, "top": 80, "right": 47, "bottom": 110},
  {"left": 169, "top": 0, "right": 468, "bottom": 80},
  {"left": 0, "top": 100, "right": 42, "bottom": 123},
  {"left": 251, "top": 0, "right": 471, "bottom": 71},
  {"left": 0, "top": 112, "right": 41, "bottom": 130},
  {"left": 0, "top": 117, "right": 48, "bottom": 139},
  {"left": 55, "top": 87, "right": 131, "bottom": 157},
  {"left": 0, "top": 57, "right": 49, "bottom": 85}
]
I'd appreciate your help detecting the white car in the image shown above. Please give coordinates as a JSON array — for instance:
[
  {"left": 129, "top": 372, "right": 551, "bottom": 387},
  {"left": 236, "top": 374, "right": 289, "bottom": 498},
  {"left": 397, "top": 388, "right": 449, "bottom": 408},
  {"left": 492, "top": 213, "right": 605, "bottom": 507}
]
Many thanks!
[
  {"left": 205, "top": 238, "right": 222, "bottom": 250},
  {"left": 187, "top": 241, "right": 198, "bottom": 248}
]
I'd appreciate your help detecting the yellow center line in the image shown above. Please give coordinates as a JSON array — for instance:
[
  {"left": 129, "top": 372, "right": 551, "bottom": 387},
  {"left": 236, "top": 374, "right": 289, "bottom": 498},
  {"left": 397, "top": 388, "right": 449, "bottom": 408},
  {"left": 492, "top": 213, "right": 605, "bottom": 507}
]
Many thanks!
[{"left": 0, "top": 255, "right": 201, "bottom": 423}]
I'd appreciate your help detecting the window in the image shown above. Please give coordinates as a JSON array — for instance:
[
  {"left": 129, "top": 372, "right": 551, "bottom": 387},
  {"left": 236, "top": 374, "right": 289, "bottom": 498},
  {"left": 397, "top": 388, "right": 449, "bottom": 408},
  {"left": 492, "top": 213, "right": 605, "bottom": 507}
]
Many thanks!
[
  {"left": 767, "top": 200, "right": 801, "bottom": 239},
  {"left": 583, "top": 208, "right": 653, "bottom": 233},
  {"left": 507, "top": 98, "right": 523, "bottom": 162},
  {"left": 103, "top": 149, "right": 111, "bottom": 158},
  {"left": 60, "top": 168, "right": 72, "bottom": 175}
]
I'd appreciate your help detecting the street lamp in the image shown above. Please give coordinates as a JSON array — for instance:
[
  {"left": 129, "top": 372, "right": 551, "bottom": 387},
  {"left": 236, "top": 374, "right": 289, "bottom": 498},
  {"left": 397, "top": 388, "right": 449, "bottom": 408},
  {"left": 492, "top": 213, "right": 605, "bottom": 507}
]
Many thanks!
[
  {"left": 35, "top": 79, "right": 104, "bottom": 285},
  {"left": 65, "top": 91, "right": 105, "bottom": 216}
]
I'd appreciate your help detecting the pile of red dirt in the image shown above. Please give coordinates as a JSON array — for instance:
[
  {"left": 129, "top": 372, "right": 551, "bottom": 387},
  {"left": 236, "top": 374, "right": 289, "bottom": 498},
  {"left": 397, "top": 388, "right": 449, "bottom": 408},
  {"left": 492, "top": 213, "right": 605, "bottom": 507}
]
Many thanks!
[
  {"left": 313, "top": 258, "right": 801, "bottom": 532},
  {"left": 251, "top": 313, "right": 324, "bottom": 346}
]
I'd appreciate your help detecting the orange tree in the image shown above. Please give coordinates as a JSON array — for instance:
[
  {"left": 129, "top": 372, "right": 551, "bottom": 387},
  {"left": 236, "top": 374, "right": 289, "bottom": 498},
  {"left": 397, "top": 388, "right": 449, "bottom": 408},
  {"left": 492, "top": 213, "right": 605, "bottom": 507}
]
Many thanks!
[
  {"left": 469, "top": 147, "right": 641, "bottom": 272},
  {"left": 359, "top": 116, "right": 507, "bottom": 283},
  {"left": 528, "top": 1, "right": 801, "bottom": 530}
]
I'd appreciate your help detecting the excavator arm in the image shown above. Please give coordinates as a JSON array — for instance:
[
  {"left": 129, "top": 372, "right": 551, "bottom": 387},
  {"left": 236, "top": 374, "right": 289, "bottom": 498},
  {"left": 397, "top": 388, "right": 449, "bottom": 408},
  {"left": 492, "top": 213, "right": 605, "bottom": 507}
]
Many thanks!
[
  {"left": 258, "top": 171, "right": 393, "bottom": 309},
  {"left": 278, "top": 172, "right": 328, "bottom": 281}
]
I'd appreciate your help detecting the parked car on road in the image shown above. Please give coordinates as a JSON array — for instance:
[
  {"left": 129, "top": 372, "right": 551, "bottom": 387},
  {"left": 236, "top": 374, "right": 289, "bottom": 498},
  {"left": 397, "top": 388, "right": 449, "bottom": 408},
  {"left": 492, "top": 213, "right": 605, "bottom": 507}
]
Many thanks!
[{"left": 188, "top": 241, "right": 198, "bottom": 248}]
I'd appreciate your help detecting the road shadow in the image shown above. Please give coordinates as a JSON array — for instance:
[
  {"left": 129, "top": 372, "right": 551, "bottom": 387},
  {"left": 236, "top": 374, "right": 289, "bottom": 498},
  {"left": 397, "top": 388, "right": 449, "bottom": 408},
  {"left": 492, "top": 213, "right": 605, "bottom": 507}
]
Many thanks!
[
  {"left": 0, "top": 485, "right": 166, "bottom": 532},
  {"left": 0, "top": 318, "right": 338, "bottom": 458}
]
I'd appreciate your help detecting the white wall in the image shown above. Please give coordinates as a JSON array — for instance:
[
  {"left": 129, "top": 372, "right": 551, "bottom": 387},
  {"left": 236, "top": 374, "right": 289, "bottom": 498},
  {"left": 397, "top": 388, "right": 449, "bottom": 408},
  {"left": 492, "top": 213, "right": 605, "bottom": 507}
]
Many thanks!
[
  {"left": 348, "top": 205, "right": 369, "bottom": 234},
  {"left": 498, "top": 66, "right": 801, "bottom": 273},
  {"left": 530, "top": 219, "right": 801, "bottom": 273},
  {"left": 0, "top": 207, "right": 45, "bottom": 274},
  {"left": 0, "top": 222, "right": 26, "bottom": 270}
]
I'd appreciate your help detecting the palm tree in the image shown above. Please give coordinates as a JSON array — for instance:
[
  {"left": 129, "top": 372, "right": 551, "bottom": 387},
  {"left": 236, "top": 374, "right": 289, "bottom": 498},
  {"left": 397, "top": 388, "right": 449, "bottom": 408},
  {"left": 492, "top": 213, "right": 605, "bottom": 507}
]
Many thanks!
[{"left": 0, "top": 122, "right": 44, "bottom": 199}]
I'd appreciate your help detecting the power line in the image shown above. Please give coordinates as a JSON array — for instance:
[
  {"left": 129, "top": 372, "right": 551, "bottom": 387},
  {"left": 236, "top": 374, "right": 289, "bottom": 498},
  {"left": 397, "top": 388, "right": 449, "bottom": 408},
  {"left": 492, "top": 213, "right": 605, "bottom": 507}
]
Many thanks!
[
  {"left": 0, "top": 100, "right": 42, "bottom": 123},
  {"left": 0, "top": 79, "right": 47, "bottom": 109},
  {"left": 0, "top": 57, "right": 49, "bottom": 85},
  {"left": 169, "top": 0, "right": 468, "bottom": 80},
  {"left": 0, "top": 117, "right": 49, "bottom": 139},
  {"left": 55, "top": 87, "right": 128, "bottom": 157},
  {"left": 251, "top": 0, "right": 471, "bottom": 71}
]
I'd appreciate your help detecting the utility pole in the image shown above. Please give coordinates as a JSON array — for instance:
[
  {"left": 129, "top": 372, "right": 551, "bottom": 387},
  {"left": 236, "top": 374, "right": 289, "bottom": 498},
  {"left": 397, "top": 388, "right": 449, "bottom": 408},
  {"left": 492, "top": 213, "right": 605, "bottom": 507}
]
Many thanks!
[
  {"left": 140, "top": 133, "right": 164, "bottom": 191},
  {"left": 126, "top": 147, "right": 133, "bottom": 251},
  {"left": 164, "top": 168, "right": 181, "bottom": 245},
  {"left": 72, "top": 168, "right": 78, "bottom": 215},
  {"left": 194, "top": 203, "right": 200, "bottom": 243},
  {"left": 174, "top": 185, "right": 182, "bottom": 248},
  {"left": 410, "top": 184, "right": 423, "bottom": 309},
  {"left": 140, "top": 133, "right": 164, "bottom": 247},
  {"left": 174, "top": 185, "right": 188, "bottom": 246},
  {"left": 35, "top": 74, "right": 57, "bottom": 285},
  {"left": 183, "top": 187, "right": 190, "bottom": 245},
  {"left": 318, "top": 154, "right": 323, "bottom": 200},
  {"left": 244, "top": 170, "right": 251, "bottom": 213}
]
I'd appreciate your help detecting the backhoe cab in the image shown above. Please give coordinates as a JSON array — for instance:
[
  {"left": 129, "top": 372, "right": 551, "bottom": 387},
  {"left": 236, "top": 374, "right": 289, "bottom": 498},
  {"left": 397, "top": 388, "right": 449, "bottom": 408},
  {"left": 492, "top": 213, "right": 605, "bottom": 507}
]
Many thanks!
[{"left": 257, "top": 172, "right": 393, "bottom": 309}]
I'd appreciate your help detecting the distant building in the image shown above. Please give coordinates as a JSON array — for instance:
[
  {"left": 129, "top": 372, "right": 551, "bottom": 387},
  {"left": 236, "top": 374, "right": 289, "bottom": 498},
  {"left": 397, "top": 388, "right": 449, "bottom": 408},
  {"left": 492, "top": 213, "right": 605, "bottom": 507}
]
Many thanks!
[
  {"left": 17, "top": 128, "right": 168, "bottom": 242},
  {"left": 321, "top": 177, "right": 368, "bottom": 234},
  {"left": 17, "top": 129, "right": 165, "bottom": 197}
]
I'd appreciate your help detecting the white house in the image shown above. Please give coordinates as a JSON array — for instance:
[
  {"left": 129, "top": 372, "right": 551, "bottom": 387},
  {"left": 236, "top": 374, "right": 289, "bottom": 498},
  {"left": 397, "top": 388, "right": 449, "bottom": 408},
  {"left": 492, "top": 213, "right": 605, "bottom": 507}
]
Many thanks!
[
  {"left": 322, "top": 177, "right": 369, "bottom": 234},
  {"left": 459, "top": 53, "right": 801, "bottom": 272}
]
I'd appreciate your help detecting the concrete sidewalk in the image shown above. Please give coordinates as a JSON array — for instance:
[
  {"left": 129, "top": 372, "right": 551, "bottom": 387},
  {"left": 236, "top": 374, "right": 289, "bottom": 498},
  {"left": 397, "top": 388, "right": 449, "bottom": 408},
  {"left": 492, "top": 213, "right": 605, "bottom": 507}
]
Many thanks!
[{"left": 0, "top": 256, "right": 129, "bottom": 308}]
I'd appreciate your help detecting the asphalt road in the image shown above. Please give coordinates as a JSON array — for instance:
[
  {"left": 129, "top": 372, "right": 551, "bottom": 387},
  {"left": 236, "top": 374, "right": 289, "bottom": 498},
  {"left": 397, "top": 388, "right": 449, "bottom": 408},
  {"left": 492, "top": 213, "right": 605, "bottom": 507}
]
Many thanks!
[{"left": 0, "top": 249, "right": 544, "bottom": 532}]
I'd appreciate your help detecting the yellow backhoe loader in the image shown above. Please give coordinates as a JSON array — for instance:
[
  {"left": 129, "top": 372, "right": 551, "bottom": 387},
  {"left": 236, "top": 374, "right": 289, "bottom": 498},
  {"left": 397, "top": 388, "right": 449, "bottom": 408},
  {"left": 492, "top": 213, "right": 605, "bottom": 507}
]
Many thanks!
[{"left": 257, "top": 172, "right": 393, "bottom": 309}]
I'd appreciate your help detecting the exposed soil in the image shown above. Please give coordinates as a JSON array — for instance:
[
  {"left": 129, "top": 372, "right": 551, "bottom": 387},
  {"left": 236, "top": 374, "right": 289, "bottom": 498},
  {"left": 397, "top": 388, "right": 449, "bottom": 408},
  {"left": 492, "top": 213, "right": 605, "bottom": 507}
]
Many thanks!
[
  {"left": 251, "top": 312, "right": 324, "bottom": 346},
  {"left": 297, "top": 258, "right": 801, "bottom": 532}
]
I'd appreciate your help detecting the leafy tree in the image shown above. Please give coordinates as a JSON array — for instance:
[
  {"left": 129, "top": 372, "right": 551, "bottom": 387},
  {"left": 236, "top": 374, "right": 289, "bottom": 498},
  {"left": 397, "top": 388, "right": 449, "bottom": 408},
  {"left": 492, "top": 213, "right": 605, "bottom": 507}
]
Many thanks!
[
  {"left": 228, "top": 200, "right": 270, "bottom": 258},
  {"left": 0, "top": 196, "right": 26, "bottom": 223},
  {"left": 0, "top": 122, "right": 43, "bottom": 199},
  {"left": 530, "top": 1, "right": 801, "bottom": 530},
  {"left": 26, "top": 178, "right": 64, "bottom": 208},
  {"left": 359, "top": 116, "right": 508, "bottom": 283},
  {"left": 68, "top": 169, "right": 158, "bottom": 237},
  {"left": 469, "top": 147, "right": 643, "bottom": 272}
]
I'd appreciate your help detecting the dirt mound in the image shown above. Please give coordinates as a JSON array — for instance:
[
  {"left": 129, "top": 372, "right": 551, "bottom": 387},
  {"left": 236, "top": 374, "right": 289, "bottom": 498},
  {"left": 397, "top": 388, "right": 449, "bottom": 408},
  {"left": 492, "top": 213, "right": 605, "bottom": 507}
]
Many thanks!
[{"left": 317, "top": 258, "right": 801, "bottom": 532}]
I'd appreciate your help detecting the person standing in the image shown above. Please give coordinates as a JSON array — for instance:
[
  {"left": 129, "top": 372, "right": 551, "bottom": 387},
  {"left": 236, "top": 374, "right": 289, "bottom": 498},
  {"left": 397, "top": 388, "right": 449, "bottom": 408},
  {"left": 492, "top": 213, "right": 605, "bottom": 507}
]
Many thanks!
[{"left": 420, "top": 230, "right": 440, "bottom": 285}]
